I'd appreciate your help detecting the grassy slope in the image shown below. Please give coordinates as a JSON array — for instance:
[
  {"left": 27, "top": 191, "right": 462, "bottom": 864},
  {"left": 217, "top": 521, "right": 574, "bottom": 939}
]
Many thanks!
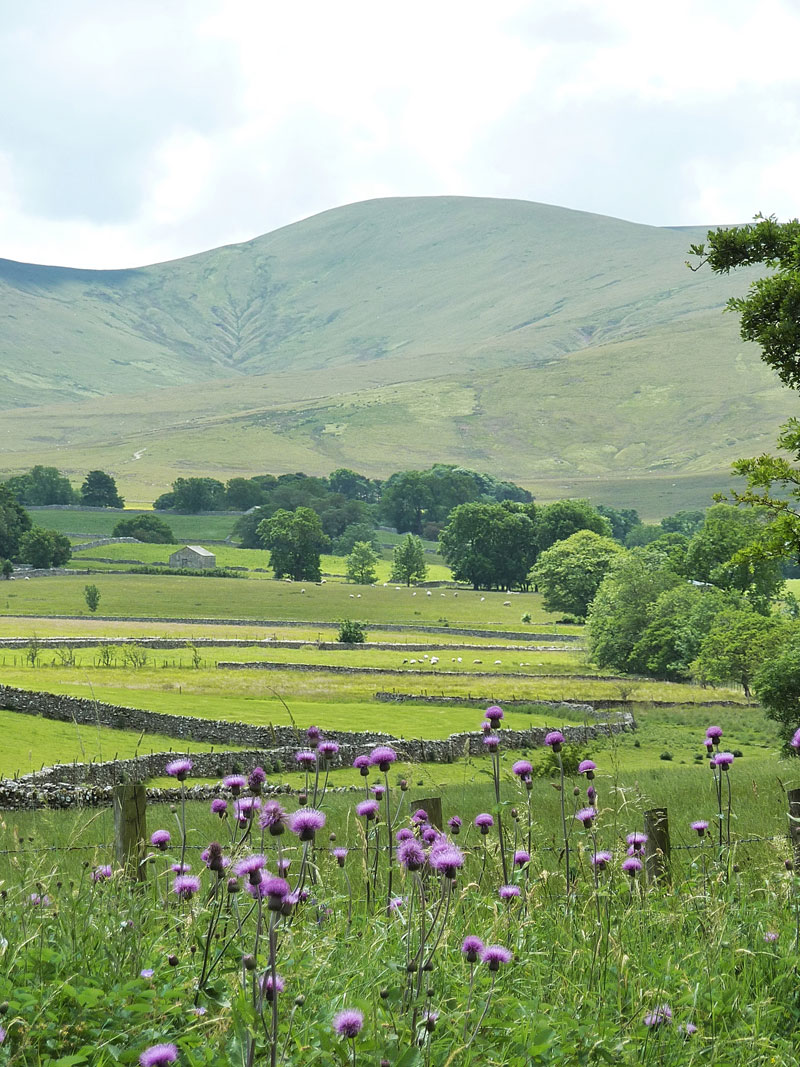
[{"left": 1, "top": 197, "right": 795, "bottom": 516}]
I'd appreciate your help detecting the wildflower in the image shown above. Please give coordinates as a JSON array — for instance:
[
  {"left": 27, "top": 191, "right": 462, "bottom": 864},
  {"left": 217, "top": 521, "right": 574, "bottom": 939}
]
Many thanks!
[
  {"left": 140, "top": 968, "right": 155, "bottom": 978},
  {"left": 626, "top": 831, "right": 648, "bottom": 853},
  {"left": 481, "top": 944, "right": 512, "bottom": 970},
  {"left": 421, "top": 825, "right": 439, "bottom": 845},
  {"left": 481, "top": 720, "right": 492, "bottom": 734},
  {"left": 705, "top": 725, "right": 723, "bottom": 744},
  {"left": 578, "top": 759, "right": 596, "bottom": 779},
  {"left": 388, "top": 895, "right": 405, "bottom": 912},
  {"left": 643, "top": 1004, "right": 672, "bottom": 1027},
  {"left": 680, "top": 1022, "right": 698, "bottom": 1036},
  {"left": 333, "top": 1009, "right": 364, "bottom": 1038},
  {"left": 499, "top": 884, "right": 520, "bottom": 900},
  {"left": 227, "top": 877, "right": 240, "bottom": 893},
  {"left": 483, "top": 734, "right": 500, "bottom": 752},
  {"left": 259, "top": 800, "right": 287, "bottom": 835},
  {"left": 591, "top": 851, "right": 612, "bottom": 869},
  {"left": 764, "top": 931, "right": 779, "bottom": 942},
  {"left": 331, "top": 847, "right": 348, "bottom": 867},
  {"left": 356, "top": 799, "right": 380, "bottom": 820},
  {"left": 461, "top": 935, "right": 484, "bottom": 962},
  {"left": 586, "top": 785, "right": 596, "bottom": 801},
  {"left": 92, "top": 865, "right": 113, "bottom": 882},
  {"left": 318, "top": 740, "right": 340, "bottom": 760},
  {"left": 512, "top": 759, "right": 533, "bottom": 779},
  {"left": 513, "top": 849, "right": 530, "bottom": 867},
  {"left": 703, "top": 737, "right": 713, "bottom": 752},
  {"left": 690, "top": 820, "right": 709, "bottom": 837},
  {"left": 248, "top": 766, "right": 266, "bottom": 793},
  {"left": 277, "top": 857, "right": 291, "bottom": 874},
  {"left": 29, "top": 892, "right": 50, "bottom": 906},
  {"left": 371, "top": 783, "right": 386, "bottom": 798},
  {"left": 139, "top": 1045, "right": 179, "bottom": 1066},
  {"left": 411, "top": 808, "right": 429, "bottom": 824},
  {"left": 353, "top": 755, "right": 371, "bottom": 776},
  {"left": 233, "top": 796, "right": 261, "bottom": 824},
  {"left": 289, "top": 807, "right": 326, "bottom": 841},
  {"left": 210, "top": 798, "right": 228, "bottom": 817},
  {"left": 447, "top": 815, "right": 462, "bottom": 834},
  {"left": 574, "top": 807, "right": 596, "bottom": 828},
  {"left": 428, "top": 841, "right": 465, "bottom": 878},
  {"left": 370, "top": 745, "right": 397, "bottom": 771},
  {"left": 295, "top": 750, "right": 317, "bottom": 768},
  {"left": 234, "top": 854, "right": 267, "bottom": 883},
  {"left": 397, "top": 839, "right": 426, "bottom": 871},
  {"left": 544, "top": 730, "right": 565, "bottom": 752},
  {"left": 423, "top": 1011, "right": 438, "bottom": 1032},
  {"left": 0, "top": 1026, "right": 5, "bottom": 1045},
  {"left": 261, "top": 974, "right": 285, "bottom": 1001},
  {"left": 223, "top": 774, "right": 246, "bottom": 794},
  {"left": 474, "top": 813, "right": 494, "bottom": 833},
  {"left": 791, "top": 728, "right": 800, "bottom": 749},
  {"left": 714, "top": 751, "right": 735, "bottom": 768},
  {"left": 396, "top": 827, "right": 414, "bottom": 843},
  {"left": 172, "top": 874, "right": 201, "bottom": 900},
  {"left": 622, "top": 856, "right": 643, "bottom": 876},
  {"left": 485, "top": 704, "right": 504, "bottom": 723},
  {"left": 262, "top": 876, "right": 290, "bottom": 910},
  {"left": 171, "top": 863, "right": 191, "bottom": 874},
  {"left": 165, "top": 758, "right": 192, "bottom": 781},
  {"left": 189, "top": 1006, "right": 207, "bottom": 1017},
  {"left": 151, "top": 829, "right": 171, "bottom": 850},
  {"left": 306, "top": 724, "right": 322, "bottom": 745}
]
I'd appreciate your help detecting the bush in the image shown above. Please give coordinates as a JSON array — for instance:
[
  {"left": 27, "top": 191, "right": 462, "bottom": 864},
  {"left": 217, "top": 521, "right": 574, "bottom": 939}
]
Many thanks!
[
  {"left": 112, "top": 514, "right": 175, "bottom": 543},
  {"left": 338, "top": 619, "right": 366, "bottom": 644},
  {"left": 660, "top": 751, "right": 673, "bottom": 761}
]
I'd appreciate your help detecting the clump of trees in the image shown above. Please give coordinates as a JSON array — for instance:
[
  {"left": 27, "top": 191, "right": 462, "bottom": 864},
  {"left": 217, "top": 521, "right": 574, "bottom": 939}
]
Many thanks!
[
  {"left": 390, "top": 534, "right": 428, "bottom": 586},
  {"left": 258, "top": 507, "right": 330, "bottom": 582},
  {"left": 112, "top": 514, "right": 175, "bottom": 543}
]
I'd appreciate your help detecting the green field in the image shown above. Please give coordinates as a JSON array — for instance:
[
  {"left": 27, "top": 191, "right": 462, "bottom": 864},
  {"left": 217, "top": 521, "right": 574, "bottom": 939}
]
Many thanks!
[{"left": 29, "top": 508, "right": 241, "bottom": 540}]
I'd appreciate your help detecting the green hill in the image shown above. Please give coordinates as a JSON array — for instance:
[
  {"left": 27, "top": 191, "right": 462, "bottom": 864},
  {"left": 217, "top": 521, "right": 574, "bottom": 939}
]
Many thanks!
[{"left": 1, "top": 196, "right": 795, "bottom": 513}]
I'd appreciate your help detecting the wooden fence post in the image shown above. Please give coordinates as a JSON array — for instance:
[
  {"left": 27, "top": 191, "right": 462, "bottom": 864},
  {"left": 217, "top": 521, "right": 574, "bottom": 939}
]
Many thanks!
[
  {"left": 644, "top": 807, "right": 670, "bottom": 885},
  {"left": 414, "top": 796, "right": 443, "bottom": 830},
  {"left": 114, "top": 782, "right": 147, "bottom": 881},
  {"left": 787, "top": 788, "right": 800, "bottom": 869}
]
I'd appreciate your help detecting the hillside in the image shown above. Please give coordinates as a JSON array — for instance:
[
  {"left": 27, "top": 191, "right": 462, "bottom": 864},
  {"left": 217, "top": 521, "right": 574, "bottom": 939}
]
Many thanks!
[{"left": 1, "top": 196, "right": 796, "bottom": 511}]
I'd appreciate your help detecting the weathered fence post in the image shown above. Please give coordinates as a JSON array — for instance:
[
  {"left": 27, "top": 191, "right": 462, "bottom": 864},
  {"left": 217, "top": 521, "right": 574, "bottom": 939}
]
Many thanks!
[
  {"left": 644, "top": 807, "right": 671, "bottom": 885},
  {"left": 415, "top": 796, "right": 443, "bottom": 830},
  {"left": 113, "top": 782, "right": 147, "bottom": 881},
  {"left": 787, "top": 788, "right": 800, "bottom": 869}
]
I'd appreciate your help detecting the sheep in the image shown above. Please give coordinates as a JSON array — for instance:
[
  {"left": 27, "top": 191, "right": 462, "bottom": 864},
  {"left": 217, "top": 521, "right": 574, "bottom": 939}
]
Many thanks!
[
  {"left": 473, "top": 659, "right": 482, "bottom": 664},
  {"left": 457, "top": 657, "right": 462, "bottom": 663},
  {"left": 494, "top": 660, "right": 502, "bottom": 665},
  {"left": 430, "top": 656, "right": 439, "bottom": 664},
  {"left": 349, "top": 594, "right": 355, "bottom": 598},
  {"left": 426, "top": 590, "right": 432, "bottom": 596},
  {"left": 503, "top": 601, "right": 511, "bottom": 606},
  {"left": 301, "top": 588, "right": 305, "bottom": 594},
  {"left": 480, "top": 596, "right": 485, "bottom": 602}
]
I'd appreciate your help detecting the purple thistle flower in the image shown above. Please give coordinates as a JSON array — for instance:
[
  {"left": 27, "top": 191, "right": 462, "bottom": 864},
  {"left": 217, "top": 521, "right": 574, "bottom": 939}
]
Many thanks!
[
  {"left": 499, "top": 884, "right": 520, "bottom": 900},
  {"left": 481, "top": 944, "right": 512, "bottom": 970},
  {"left": 421, "top": 825, "right": 440, "bottom": 845},
  {"left": 690, "top": 820, "right": 709, "bottom": 837},
  {"left": 30, "top": 892, "right": 50, "bottom": 906},
  {"left": 447, "top": 815, "right": 462, "bottom": 834},
  {"left": 422, "top": 1011, "right": 438, "bottom": 1032},
  {"left": 462, "top": 935, "right": 484, "bottom": 962},
  {"left": 428, "top": 841, "right": 464, "bottom": 878},
  {"left": 201, "top": 843, "right": 228, "bottom": 873},
  {"left": 371, "top": 783, "right": 386, "bottom": 798},
  {"left": 574, "top": 807, "right": 596, "bottom": 828},
  {"left": 388, "top": 895, "right": 405, "bottom": 912},
  {"left": 474, "top": 812, "right": 494, "bottom": 832},
  {"left": 485, "top": 704, "right": 504, "bottom": 723},
  {"left": 262, "top": 876, "right": 290, "bottom": 909},
  {"left": 140, "top": 968, "right": 155, "bottom": 978},
  {"left": 295, "top": 750, "right": 317, "bottom": 768},
  {"left": 353, "top": 754, "right": 371, "bottom": 775},
  {"left": 626, "top": 831, "right": 648, "bottom": 852},
  {"left": 150, "top": 829, "right": 171, "bottom": 850},
  {"left": 715, "top": 751, "right": 734, "bottom": 768},
  {"left": 680, "top": 1022, "right": 698, "bottom": 1036},
  {"left": 587, "top": 785, "right": 596, "bottom": 801},
  {"left": 591, "top": 850, "right": 613, "bottom": 869},
  {"left": 259, "top": 800, "right": 287, "bottom": 835},
  {"left": 307, "top": 724, "right": 323, "bottom": 743},
  {"left": 234, "top": 854, "right": 267, "bottom": 882},
  {"left": 356, "top": 799, "right": 380, "bottom": 820},
  {"left": 171, "top": 862, "right": 191, "bottom": 874},
  {"left": 233, "top": 796, "right": 261, "bottom": 824},
  {"left": 578, "top": 759, "right": 596, "bottom": 778},
  {"left": 165, "top": 757, "right": 193, "bottom": 781},
  {"left": 481, "top": 720, "right": 492, "bottom": 734},
  {"left": 289, "top": 807, "right": 326, "bottom": 840},
  {"left": 92, "top": 864, "right": 113, "bottom": 882},
  {"left": 139, "top": 1044, "right": 179, "bottom": 1066},
  {"left": 398, "top": 838, "right": 426, "bottom": 871},
  {"left": 483, "top": 734, "right": 500, "bottom": 752},
  {"left": 705, "top": 725, "right": 723, "bottom": 743},
  {"left": 396, "top": 827, "right": 414, "bottom": 842},
  {"left": 703, "top": 737, "right": 714, "bottom": 751},
  {"left": 331, "top": 847, "right": 348, "bottom": 867},
  {"left": 210, "top": 798, "right": 228, "bottom": 817},
  {"left": 544, "top": 730, "right": 565, "bottom": 751},
  {"left": 333, "top": 1009, "right": 364, "bottom": 1038},
  {"left": 223, "top": 774, "right": 246, "bottom": 794},
  {"left": 411, "top": 808, "right": 429, "bottom": 824},
  {"left": 764, "top": 931, "right": 779, "bottom": 942},
  {"left": 277, "top": 857, "right": 291, "bottom": 874},
  {"left": 261, "top": 973, "right": 285, "bottom": 1000},
  {"left": 513, "top": 849, "right": 530, "bottom": 867},
  {"left": 318, "top": 740, "right": 340, "bottom": 760},
  {"left": 791, "top": 727, "right": 800, "bottom": 750},
  {"left": 622, "top": 856, "right": 643, "bottom": 876},
  {"left": 248, "top": 766, "right": 266, "bottom": 793},
  {"left": 172, "top": 874, "right": 201, "bottom": 900},
  {"left": 370, "top": 745, "right": 397, "bottom": 771},
  {"left": 512, "top": 759, "right": 533, "bottom": 778},
  {"left": 643, "top": 1004, "right": 672, "bottom": 1027}
]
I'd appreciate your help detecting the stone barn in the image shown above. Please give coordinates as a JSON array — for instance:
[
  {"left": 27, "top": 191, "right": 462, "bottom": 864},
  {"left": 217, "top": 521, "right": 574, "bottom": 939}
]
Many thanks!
[{"left": 169, "top": 545, "right": 216, "bottom": 569}]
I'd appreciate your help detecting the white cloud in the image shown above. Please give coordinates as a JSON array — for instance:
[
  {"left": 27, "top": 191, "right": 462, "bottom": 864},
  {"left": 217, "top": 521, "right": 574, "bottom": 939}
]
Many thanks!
[{"left": 0, "top": 0, "right": 798, "bottom": 267}]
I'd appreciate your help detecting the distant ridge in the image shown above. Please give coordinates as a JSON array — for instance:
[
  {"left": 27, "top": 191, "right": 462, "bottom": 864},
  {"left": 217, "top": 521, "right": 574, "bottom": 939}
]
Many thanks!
[{"left": 1, "top": 196, "right": 796, "bottom": 513}]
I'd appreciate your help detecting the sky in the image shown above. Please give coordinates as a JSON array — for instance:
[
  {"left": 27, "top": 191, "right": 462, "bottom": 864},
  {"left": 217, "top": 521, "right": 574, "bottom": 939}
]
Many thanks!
[{"left": 1, "top": 0, "right": 799, "bottom": 269}]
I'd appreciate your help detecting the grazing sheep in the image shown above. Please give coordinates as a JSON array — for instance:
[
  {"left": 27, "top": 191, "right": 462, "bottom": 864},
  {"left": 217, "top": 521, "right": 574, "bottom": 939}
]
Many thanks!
[
  {"left": 301, "top": 588, "right": 305, "bottom": 594},
  {"left": 480, "top": 596, "right": 485, "bottom": 602},
  {"left": 430, "top": 656, "right": 439, "bottom": 664},
  {"left": 426, "top": 590, "right": 432, "bottom": 596},
  {"left": 503, "top": 601, "right": 511, "bottom": 606},
  {"left": 473, "top": 659, "right": 482, "bottom": 664},
  {"left": 349, "top": 594, "right": 355, "bottom": 598},
  {"left": 457, "top": 657, "right": 462, "bottom": 663},
  {"left": 409, "top": 659, "right": 417, "bottom": 664},
  {"left": 357, "top": 594, "right": 361, "bottom": 598}
]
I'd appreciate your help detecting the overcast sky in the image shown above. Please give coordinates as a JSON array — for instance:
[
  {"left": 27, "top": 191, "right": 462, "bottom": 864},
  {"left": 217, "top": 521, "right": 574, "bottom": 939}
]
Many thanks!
[{"left": 1, "top": 0, "right": 799, "bottom": 269}]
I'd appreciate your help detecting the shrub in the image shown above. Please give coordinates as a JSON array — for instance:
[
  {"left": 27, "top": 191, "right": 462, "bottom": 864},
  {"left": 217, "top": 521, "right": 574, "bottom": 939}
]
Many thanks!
[{"left": 338, "top": 619, "right": 366, "bottom": 644}]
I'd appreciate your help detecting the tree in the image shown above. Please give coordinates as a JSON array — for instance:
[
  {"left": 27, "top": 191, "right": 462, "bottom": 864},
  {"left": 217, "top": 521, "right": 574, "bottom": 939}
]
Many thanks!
[
  {"left": 439, "top": 502, "right": 536, "bottom": 590},
  {"left": 596, "top": 505, "right": 642, "bottom": 543},
  {"left": 532, "top": 530, "right": 623, "bottom": 618},
  {"left": 80, "top": 470, "right": 124, "bottom": 508},
  {"left": 19, "top": 527, "right": 72, "bottom": 568},
  {"left": 333, "top": 523, "right": 379, "bottom": 556},
  {"left": 660, "top": 510, "right": 705, "bottom": 537},
  {"left": 346, "top": 541, "right": 378, "bottom": 585},
  {"left": 534, "top": 500, "right": 612, "bottom": 553},
  {"left": 1, "top": 559, "right": 13, "bottom": 579},
  {"left": 691, "top": 609, "right": 792, "bottom": 697},
  {"left": 112, "top": 514, "right": 175, "bottom": 543},
  {"left": 338, "top": 619, "right": 367, "bottom": 643},
  {"left": 258, "top": 507, "right": 330, "bottom": 581},
  {"left": 160, "top": 477, "right": 226, "bottom": 513},
  {"left": 390, "top": 534, "right": 428, "bottom": 586},
  {"left": 5, "top": 465, "right": 76, "bottom": 505},
  {"left": 84, "top": 584, "right": 101, "bottom": 612},
  {"left": 754, "top": 634, "right": 800, "bottom": 746},
  {"left": 380, "top": 472, "right": 433, "bottom": 534},
  {"left": 225, "top": 477, "right": 266, "bottom": 511},
  {"left": 0, "top": 484, "right": 32, "bottom": 560},
  {"left": 328, "top": 468, "right": 380, "bottom": 503}
]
